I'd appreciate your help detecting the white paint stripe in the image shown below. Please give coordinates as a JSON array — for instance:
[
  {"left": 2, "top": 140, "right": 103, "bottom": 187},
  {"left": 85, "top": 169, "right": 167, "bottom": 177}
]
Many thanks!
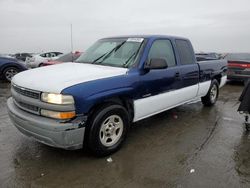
[
  {"left": 197, "top": 80, "right": 211, "bottom": 97},
  {"left": 133, "top": 84, "right": 199, "bottom": 122},
  {"left": 219, "top": 76, "right": 227, "bottom": 88}
]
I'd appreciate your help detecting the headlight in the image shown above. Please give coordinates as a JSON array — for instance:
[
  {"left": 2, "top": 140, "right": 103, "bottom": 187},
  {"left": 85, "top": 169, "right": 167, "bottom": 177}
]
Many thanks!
[
  {"left": 41, "top": 109, "right": 76, "bottom": 119},
  {"left": 41, "top": 93, "right": 74, "bottom": 105}
]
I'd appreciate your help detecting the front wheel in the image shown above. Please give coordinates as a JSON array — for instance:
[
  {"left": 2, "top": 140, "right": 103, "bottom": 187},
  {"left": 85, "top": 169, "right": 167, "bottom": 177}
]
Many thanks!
[
  {"left": 87, "top": 104, "right": 130, "bottom": 156},
  {"left": 201, "top": 79, "right": 219, "bottom": 106}
]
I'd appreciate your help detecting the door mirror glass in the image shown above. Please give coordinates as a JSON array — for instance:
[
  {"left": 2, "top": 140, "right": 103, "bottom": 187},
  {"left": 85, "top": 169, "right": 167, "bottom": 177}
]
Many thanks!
[{"left": 145, "top": 58, "right": 168, "bottom": 69}]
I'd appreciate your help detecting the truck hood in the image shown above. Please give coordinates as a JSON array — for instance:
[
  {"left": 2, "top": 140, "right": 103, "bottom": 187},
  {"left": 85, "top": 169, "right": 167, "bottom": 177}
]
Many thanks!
[{"left": 12, "top": 63, "right": 128, "bottom": 93}]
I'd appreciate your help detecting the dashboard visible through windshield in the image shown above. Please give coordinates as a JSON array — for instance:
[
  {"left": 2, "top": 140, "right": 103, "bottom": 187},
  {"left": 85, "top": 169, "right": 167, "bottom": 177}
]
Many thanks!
[{"left": 76, "top": 38, "right": 145, "bottom": 68}]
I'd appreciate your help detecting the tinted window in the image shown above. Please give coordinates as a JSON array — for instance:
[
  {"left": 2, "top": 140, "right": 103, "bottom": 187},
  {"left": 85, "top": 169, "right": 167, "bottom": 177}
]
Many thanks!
[
  {"left": 50, "top": 53, "right": 56, "bottom": 57},
  {"left": 45, "top": 53, "right": 51, "bottom": 57},
  {"left": 225, "top": 53, "right": 250, "bottom": 61},
  {"left": 148, "top": 40, "right": 176, "bottom": 67},
  {"left": 176, "top": 40, "right": 194, "bottom": 65},
  {"left": 55, "top": 52, "right": 62, "bottom": 56}
]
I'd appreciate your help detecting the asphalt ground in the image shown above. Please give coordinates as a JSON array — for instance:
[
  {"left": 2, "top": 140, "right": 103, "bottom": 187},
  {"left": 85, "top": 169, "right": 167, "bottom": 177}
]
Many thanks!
[{"left": 0, "top": 81, "right": 250, "bottom": 187}]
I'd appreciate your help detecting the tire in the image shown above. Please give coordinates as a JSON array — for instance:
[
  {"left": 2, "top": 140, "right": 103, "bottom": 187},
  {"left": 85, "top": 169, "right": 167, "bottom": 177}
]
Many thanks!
[
  {"left": 86, "top": 104, "right": 130, "bottom": 156},
  {"left": 201, "top": 79, "right": 219, "bottom": 106},
  {"left": 3, "top": 67, "right": 20, "bottom": 82}
]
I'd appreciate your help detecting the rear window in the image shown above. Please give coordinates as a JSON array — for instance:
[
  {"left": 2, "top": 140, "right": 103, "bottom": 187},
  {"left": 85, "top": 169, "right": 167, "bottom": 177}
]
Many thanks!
[
  {"left": 176, "top": 40, "right": 194, "bottom": 65},
  {"left": 225, "top": 53, "right": 250, "bottom": 61}
]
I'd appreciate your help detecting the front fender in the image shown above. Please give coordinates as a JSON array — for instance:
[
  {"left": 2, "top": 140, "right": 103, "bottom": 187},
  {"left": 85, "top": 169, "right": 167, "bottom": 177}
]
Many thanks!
[
  {"left": 76, "top": 87, "right": 134, "bottom": 114},
  {"left": 61, "top": 72, "right": 140, "bottom": 115}
]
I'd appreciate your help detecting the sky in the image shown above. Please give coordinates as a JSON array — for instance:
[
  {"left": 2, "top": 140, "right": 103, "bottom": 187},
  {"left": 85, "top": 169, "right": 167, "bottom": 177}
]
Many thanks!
[{"left": 0, "top": 0, "right": 250, "bottom": 54}]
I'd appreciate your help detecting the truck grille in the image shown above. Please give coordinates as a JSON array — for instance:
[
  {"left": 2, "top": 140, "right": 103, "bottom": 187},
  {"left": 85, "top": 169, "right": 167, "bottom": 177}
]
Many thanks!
[
  {"left": 14, "top": 99, "right": 39, "bottom": 113},
  {"left": 11, "top": 84, "right": 41, "bottom": 115},
  {"left": 12, "top": 84, "right": 40, "bottom": 99},
  {"left": 11, "top": 84, "right": 74, "bottom": 117}
]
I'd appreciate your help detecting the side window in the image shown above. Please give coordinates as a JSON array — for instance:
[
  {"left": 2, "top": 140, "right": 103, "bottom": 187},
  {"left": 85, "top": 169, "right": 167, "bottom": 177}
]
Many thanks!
[
  {"left": 175, "top": 40, "right": 194, "bottom": 65},
  {"left": 50, "top": 53, "right": 56, "bottom": 57},
  {"left": 148, "top": 40, "right": 176, "bottom": 67}
]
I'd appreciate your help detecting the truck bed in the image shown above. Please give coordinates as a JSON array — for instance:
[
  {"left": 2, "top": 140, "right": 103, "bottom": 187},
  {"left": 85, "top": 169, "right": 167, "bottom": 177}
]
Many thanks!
[{"left": 198, "top": 59, "right": 227, "bottom": 82}]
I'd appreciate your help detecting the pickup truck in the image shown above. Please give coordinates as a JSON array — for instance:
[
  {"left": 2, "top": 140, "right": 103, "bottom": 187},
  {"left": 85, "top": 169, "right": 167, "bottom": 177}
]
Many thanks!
[{"left": 7, "top": 35, "right": 227, "bottom": 156}]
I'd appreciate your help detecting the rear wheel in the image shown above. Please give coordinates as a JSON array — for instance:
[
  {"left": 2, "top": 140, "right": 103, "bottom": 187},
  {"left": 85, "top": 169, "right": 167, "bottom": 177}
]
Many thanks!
[
  {"left": 201, "top": 79, "right": 219, "bottom": 106},
  {"left": 87, "top": 104, "right": 130, "bottom": 156},
  {"left": 3, "top": 67, "right": 19, "bottom": 82}
]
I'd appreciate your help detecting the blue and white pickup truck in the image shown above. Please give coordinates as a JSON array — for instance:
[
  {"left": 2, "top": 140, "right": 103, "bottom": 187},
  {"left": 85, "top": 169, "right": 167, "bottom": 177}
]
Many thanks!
[{"left": 7, "top": 35, "right": 227, "bottom": 156}]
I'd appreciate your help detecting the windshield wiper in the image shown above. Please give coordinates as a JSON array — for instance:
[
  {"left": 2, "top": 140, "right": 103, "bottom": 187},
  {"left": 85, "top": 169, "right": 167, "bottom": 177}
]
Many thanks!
[
  {"left": 92, "top": 53, "right": 107, "bottom": 63},
  {"left": 92, "top": 41, "right": 126, "bottom": 64},
  {"left": 123, "top": 42, "right": 143, "bottom": 68}
]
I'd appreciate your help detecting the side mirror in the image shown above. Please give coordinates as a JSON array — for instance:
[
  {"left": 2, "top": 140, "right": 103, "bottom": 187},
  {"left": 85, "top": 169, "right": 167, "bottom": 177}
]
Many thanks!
[{"left": 145, "top": 58, "right": 168, "bottom": 70}]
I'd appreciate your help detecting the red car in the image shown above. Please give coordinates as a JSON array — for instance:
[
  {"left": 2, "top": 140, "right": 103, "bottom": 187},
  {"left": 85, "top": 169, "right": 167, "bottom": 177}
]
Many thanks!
[
  {"left": 41, "top": 52, "right": 82, "bottom": 66},
  {"left": 225, "top": 53, "right": 250, "bottom": 83}
]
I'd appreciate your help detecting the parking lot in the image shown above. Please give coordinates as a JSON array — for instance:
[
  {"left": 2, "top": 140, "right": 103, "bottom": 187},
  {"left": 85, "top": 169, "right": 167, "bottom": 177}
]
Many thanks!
[{"left": 0, "top": 81, "right": 249, "bottom": 187}]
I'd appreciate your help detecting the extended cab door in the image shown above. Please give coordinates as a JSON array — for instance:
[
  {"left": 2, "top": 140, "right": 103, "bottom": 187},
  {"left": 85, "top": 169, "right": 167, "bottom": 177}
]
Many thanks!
[
  {"left": 175, "top": 39, "right": 199, "bottom": 99},
  {"left": 134, "top": 39, "right": 183, "bottom": 121}
]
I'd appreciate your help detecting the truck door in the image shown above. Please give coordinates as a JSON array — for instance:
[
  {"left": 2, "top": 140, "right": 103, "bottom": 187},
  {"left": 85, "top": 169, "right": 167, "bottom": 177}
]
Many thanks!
[
  {"left": 134, "top": 39, "right": 183, "bottom": 121},
  {"left": 175, "top": 39, "right": 199, "bottom": 99}
]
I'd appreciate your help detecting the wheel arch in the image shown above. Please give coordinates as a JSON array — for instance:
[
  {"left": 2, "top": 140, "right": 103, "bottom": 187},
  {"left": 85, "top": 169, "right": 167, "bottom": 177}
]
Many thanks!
[
  {"left": 87, "top": 95, "right": 134, "bottom": 123},
  {"left": 2, "top": 64, "right": 20, "bottom": 73},
  {"left": 212, "top": 74, "right": 222, "bottom": 85}
]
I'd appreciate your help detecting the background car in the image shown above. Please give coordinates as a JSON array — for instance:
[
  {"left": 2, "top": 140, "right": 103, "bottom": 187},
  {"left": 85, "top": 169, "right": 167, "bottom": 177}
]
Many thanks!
[
  {"left": 40, "top": 51, "right": 82, "bottom": 66},
  {"left": 195, "top": 52, "right": 220, "bottom": 60},
  {"left": 25, "top": 52, "right": 63, "bottom": 68},
  {"left": 196, "top": 55, "right": 218, "bottom": 61},
  {"left": 224, "top": 53, "right": 250, "bottom": 83},
  {"left": 0, "top": 54, "right": 13, "bottom": 58},
  {"left": 13, "top": 53, "right": 33, "bottom": 62},
  {"left": 0, "top": 57, "right": 27, "bottom": 82}
]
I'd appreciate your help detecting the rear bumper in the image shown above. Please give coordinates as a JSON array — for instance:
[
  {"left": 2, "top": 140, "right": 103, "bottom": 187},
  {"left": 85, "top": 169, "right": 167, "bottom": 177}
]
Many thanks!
[
  {"left": 227, "top": 69, "right": 250, "bottom": 81},
  {"left": 7, "top": 97, "right": 85, "bottom": 150},
  {"left": 227, "top": 74, "right": 250, "bottom": 82}
]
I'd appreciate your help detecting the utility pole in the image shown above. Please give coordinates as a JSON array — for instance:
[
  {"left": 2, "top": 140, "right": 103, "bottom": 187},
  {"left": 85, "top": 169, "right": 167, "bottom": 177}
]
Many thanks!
[
  {"left": 70, "top": 23, "right": 73, "bottom": 53},
  {"left": 70, "top": 23, "right": 74, "bottom": 62}
]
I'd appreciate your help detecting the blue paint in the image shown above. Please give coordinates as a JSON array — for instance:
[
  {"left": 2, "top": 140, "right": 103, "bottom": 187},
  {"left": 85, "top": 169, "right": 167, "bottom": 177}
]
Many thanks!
[
  {"left": 62, "top": 35, "right": 227, "bottom": 115},
  {"left": 0, "top": 57, "right": 27, "bottom": 79}
]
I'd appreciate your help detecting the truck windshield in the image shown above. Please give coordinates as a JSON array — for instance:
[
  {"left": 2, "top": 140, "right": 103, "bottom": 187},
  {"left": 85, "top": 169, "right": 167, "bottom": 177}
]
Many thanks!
[{"left": 76, "top": 38, "right": 144, "bottom": 68}]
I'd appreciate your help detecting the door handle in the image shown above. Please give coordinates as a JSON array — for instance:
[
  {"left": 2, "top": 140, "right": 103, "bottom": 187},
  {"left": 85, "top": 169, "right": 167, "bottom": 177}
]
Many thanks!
[{"left": 175, "top": 72, "right": 181, "bottom": 80}]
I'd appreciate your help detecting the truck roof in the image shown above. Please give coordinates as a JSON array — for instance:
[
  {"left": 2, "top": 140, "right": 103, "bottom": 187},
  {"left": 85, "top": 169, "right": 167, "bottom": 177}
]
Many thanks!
[{"left": 102, "top": 35, "right": 189, "bottom": 41}]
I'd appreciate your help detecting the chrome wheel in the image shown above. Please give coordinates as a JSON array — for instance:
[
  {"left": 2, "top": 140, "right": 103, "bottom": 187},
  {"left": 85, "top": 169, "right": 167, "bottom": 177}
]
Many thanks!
[
  {"left": 210, "top": 84, "right": 218, "bottom": 103},
  {"left": 4, "top": 68, "right": 18, "bottom": 81},
  {"left": 99, "top": 115, "right": 124, "bottom": 147}
]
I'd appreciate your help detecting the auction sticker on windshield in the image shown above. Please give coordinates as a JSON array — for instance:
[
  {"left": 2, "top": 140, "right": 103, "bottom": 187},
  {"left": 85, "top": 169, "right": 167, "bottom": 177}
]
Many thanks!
[{"left": 127, "top": 38, "right": 144, "bottom": 43}]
